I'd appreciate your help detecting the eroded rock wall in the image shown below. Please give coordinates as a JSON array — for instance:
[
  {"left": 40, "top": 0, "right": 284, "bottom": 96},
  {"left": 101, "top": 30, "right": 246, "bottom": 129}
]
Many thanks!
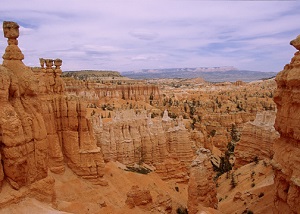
[
  {"left": 0, "top": 21, "right": 106, "bottom": 194},
  {"left": 200, "top": 112, "right": 255, "bottom": 152},
  {"left": 272, "top": 35, "right": 300, "bottom": 213},
  {"left": 187, "top": 148, "right": 218, "bottom": 214},
  {"left": 93, "top": 110, "right": 195, "bottom": 182},
  {"left": 63, "top": 77, "right": 160, "bottom": 102},
  {"left": 0, "top": 22, "right": 49, "bottom": 190},
  {"left": 234, "top": 111, "right": 279, "bottom": 168}
]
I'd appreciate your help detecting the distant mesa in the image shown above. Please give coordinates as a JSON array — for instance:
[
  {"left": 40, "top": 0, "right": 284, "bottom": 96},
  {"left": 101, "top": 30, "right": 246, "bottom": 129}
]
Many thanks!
[{"left": 121, "top": 66, "right": 277, "bottom": 82}]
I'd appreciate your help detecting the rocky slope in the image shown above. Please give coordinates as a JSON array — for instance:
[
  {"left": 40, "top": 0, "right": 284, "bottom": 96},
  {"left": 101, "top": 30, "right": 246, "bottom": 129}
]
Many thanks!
[
  {"left": 234, "top": 111, "right": 279, "bottom": 168},
  {"left": 217, "top": 159, "right": 275, "bottom": 214},
  {"left": 272, "top": 34, "right": 300, "bottom": 213}
]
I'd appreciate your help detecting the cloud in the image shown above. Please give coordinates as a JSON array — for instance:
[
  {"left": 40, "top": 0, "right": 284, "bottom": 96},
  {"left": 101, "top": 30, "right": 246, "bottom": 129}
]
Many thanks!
[
  {"left": 130, "top": 29, "right": 158, "bottom": 40},
  {"left": 0, "top": 0, "right": 299, "bottom": 72}
]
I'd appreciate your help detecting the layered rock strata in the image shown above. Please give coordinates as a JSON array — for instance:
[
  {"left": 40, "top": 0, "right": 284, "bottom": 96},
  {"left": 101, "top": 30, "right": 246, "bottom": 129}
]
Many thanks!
[
  {"left": 125, "top": 185, "right": 172, "bottom": 213},
  {"left": 0, "top": 21, "right": 106, "bottom": 194},
  {"left": 200, "top": 112, "right": 255, "bottom": 152},
  {"left": 272, "top": 34, "right": 300, "bottom": 213},
  {"left": 92, "top": 110, "right": 195, "bottom": 182},
  {"left": 234, "top": 111, "right": 279, "bottom": 168},
  {"left": 125, "top": 185, "right": 153, "bottom": 209},
  {"left": 0, "top": 21, "right": 49, "bottom": 190},
  {"left": 187, "top": 148, "right": 218, "bottom": 214},
  {"left": 63, "top": 77, "right": 160, "bottom": 102}
]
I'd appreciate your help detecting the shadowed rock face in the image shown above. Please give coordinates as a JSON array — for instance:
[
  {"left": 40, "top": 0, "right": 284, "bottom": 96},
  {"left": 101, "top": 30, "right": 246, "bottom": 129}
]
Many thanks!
[
  {"left": 187, "top": 148, "right": 217, "bottom": 214},
  {"left": 273, "top": 34, "right": 300, "bottom": 213}
]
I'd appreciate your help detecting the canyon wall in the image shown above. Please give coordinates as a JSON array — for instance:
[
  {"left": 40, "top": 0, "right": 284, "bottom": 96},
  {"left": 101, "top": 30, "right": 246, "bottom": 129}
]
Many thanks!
[
  {"left": 272, "top": 35, "right": 300, "bottom": 213},
  {"left": 63, "top": 77, "right": 160, "bottom": 103},
  {"left": 92, "top": 110, "right": 196, "bottom": 182},
  {"left": 234, "top": 111, "right": 279, "bottom": 168},
  {"left": 199, "top": 112, "right": 256, "bottom": 152},
  {"left": 0, "top": 21, "right": 106, "bottom": 195}
]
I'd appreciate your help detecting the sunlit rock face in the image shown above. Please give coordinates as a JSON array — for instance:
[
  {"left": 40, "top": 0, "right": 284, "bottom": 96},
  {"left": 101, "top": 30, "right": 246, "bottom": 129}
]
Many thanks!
[
  {"left": 93, "top": 110, "right": 195, "bottom": 182},
  {"left": 63, "top": 77, "right": 161, "bottom": 103},
  {"left": 0, "top": 21, "right": 48, "bottom": 190},
  {"left": 272, "top": 34, "right": 300, "bottom": 213},
  {"left": 234, "top": 111, "right": 279, "bottom": 168},
  {"left": 0, "top": 21, "right": 106, "bottom": 194}
]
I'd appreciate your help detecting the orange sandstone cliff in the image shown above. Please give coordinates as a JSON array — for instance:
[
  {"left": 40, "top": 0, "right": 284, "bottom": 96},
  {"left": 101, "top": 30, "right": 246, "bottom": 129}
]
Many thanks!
[
  {"left": 0, "top": 21, "right": 107, "bottom": 197},
  {"left": 272, "top": 34, "right": 300, "bottom": 213},
  {"left": 92, "top": 109, "right": 196, "bottom": 183},
  {"left": 234, "top": 111, "right": 279, "bottom": 168}
]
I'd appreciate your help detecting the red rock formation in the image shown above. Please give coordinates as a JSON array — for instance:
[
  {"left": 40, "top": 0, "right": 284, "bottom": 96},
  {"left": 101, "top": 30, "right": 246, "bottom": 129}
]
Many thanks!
[
  {"left": 55, "top": 96, "right": 106, "bottom": 185},
  {"left": 125, "top": 185, "right": 172, "bottom": 213},
  {"left": 272, "top": 34, "right": 300, "bottom": 213},
  {"left": 0, "top": 21, "right": 106, "bottom": 195},
  {"left": 187, "top": 148, "right": 218, "bottom": 214},
  {"left": 153, "top": 193, "right": 172, "bottom": 214},
  {"left": 234, "top": 111, "right": 279, "bottom": 168},
  {"left": 201, "top": 112, "right": 255, "bottom": 152},
  {"left": 125, "top": 185, "right": 153, "bottom": 209},
  {"left": 93, "top": 110, "right": 195, "bottom": 182},
  {"left": 63, "top": 77, "right": 160, "bottom": 102},
  {"left": 0, "top": 21, "right": 49, "bottom": 190}
]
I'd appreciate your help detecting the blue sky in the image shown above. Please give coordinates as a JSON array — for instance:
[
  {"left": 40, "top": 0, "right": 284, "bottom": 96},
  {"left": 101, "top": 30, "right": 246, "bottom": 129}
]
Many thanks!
[{"left": 0, "top": 0, "right": 300, "bottom": 73}]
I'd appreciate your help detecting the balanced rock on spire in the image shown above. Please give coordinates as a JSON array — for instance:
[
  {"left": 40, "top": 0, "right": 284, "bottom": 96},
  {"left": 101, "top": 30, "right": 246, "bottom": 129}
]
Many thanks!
[{"left": 2, "top": 21, "right": 24, "bottom": 60}]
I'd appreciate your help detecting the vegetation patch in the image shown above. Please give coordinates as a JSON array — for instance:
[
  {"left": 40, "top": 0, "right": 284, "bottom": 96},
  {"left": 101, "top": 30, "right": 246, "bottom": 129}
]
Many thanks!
[
  {"left": 125, "top": 165, "right": 152, "bottom": 175},
  {"left": 176, "top": 206, "right": 188, "bottom": 214}
]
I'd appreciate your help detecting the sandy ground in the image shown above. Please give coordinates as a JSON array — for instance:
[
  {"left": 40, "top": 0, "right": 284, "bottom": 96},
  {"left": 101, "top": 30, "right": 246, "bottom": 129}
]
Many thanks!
[
  {"left": 0, "top": 160, "right": 275, "bottom": 214},
  {"left": 51, "top": 161, "right": 188, "bottom": 214},
  {"left": 218, "top": 160, "right": 274, "bottom": 214},
  {"left": 0, "top": 197, "right": 70, "bottom": 214}
]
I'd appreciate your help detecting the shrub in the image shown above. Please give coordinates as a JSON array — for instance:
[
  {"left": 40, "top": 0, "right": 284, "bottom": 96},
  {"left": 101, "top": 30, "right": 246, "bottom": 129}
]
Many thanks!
[
  {"left": 258, "top": 192, "right": 264, "bottom": 198},
  {"left": 230, "top": 173, "right": 237, "bottom": 188},
  {"left": 253, "top": 156, "right": 259, "bottom": 164},
  {"left": 125, "top": 166, "right": 152, "bottom": 175},
  {"left": 242, "top": 209, "right": 254, "bottom": 214},
  {"left": 176, "top": 206, "right": 188, "bottom": 214}
]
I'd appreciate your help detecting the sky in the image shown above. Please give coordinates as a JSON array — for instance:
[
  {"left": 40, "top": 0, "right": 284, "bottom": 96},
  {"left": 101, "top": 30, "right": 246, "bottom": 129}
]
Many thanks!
[{"left": 0, "top": 0, "right": 300, "bottom": 73}]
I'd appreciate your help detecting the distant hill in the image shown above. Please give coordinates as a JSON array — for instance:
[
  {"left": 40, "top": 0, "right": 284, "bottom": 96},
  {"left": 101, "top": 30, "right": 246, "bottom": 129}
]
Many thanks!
[
  {"left": 62, "top": 70, "right": 123, "bottom": 80},
  {"left": 121, "top": 67, "right": 277, "bottom": 82}
]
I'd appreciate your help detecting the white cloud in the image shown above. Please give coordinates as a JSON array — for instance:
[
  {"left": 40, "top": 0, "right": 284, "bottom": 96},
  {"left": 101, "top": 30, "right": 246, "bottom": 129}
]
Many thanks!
[
  {"left": 130, "top": 29, "right": 158, "bottom": 40},
  {"left": 0, "top": 0, "right": 299, "bottom": 72}
]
